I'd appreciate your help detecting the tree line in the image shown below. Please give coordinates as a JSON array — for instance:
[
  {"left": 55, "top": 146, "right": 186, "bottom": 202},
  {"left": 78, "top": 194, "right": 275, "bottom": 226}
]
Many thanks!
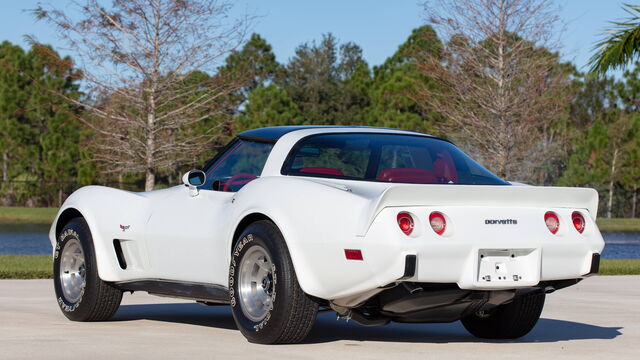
[{"left": 0, "top": 0, "right": 638, "bottom": 219}]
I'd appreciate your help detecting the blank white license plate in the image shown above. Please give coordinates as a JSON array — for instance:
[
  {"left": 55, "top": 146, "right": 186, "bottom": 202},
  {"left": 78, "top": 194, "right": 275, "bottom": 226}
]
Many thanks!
[{"left": 477, "top": 249, "right": 538, "bottom": 283}]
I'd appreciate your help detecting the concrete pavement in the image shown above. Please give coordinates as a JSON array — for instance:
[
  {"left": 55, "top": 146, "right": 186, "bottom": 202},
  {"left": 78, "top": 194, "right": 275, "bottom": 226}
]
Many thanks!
[{"left": 0, "top": 276, "right": 638, "bottom": 359}]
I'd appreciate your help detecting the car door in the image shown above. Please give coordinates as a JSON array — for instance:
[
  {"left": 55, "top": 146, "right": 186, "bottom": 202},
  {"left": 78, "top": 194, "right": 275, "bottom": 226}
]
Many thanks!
[{"left": 145, "top": 139, "right": 274, "bottom": 285}]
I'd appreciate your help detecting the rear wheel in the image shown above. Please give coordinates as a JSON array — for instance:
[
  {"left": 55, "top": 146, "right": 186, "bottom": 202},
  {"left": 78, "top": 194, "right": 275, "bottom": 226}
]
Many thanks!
[
  {"left": 461, "top": 293, "right": 545, "bottom": 339},
  {"left": 53, "top": 217, "right": 122, "bottom": 321},
  {"left": 229, "top": 220, "right": 318, "bottom": 344}
]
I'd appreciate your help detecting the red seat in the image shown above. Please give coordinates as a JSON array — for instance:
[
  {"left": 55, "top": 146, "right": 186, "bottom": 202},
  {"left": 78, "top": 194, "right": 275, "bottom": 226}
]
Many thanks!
[
  {"left": 433, "top": 152, "right": 458, "bottom": 183},
  {"left": 299, "top": 167, "right": 345, "bottom": 176},
  {"left": 377, "top": 168, "right": 437, "bottom": 183}
]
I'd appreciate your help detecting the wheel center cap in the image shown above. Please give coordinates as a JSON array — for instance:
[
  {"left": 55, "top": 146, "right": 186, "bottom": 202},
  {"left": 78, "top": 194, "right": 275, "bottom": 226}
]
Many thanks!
[{"left": 261, "top": 276, "right": 272, "bottom": 292}]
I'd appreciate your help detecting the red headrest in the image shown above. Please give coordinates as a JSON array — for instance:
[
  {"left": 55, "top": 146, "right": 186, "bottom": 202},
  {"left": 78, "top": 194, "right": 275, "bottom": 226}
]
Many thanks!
[
  {"left": 377, "top": 168, "right": 437, "bottom": 183},
  {"left": 299, "top": 167, "right": 345, "bottom": 176},
  {"left": 433, "top": 152, "right": 458, "bottom": 183}
]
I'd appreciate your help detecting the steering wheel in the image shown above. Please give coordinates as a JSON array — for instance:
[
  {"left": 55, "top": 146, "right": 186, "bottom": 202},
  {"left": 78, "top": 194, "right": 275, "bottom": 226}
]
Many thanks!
[{"left": 222, "top": 173, "right": 258, "bottom": 192}]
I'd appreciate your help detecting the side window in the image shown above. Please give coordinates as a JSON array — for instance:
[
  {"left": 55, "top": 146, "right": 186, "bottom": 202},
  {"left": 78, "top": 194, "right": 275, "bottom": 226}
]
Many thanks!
[
  {"left": 288, "top": 136, "right": 371, "bottom": 178},
  {"left": 205, "top": 140, "right": 273, "bottom": 192}
]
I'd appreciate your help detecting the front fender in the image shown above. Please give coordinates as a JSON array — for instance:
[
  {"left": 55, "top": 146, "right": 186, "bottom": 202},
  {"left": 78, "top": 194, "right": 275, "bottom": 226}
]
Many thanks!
[{"left": 49, "top": 186, "right": 154, "bottom": 282}]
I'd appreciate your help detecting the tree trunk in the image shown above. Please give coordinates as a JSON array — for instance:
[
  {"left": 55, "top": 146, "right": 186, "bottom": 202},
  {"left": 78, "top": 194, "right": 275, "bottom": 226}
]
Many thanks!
[
  {"left": 2, "top": 151, "right": 7, "bottom": 182},
  {"left": 632, "top": 184, "right": 638, "bottom": 219},
  {"left": 607, "top": 148, "right": 619, "bottom": 219},
  {"left": 144, "top": 9, "right": 160, "bottom": 193},
  {"left": 496, "top": 0, "right": 509, "bottom": 180},
  {"left": 145, "top": 167, "right": 155, "bottom": 192},
  {"left": 118, "top": 173, "right": 123, "bottom": 189}
]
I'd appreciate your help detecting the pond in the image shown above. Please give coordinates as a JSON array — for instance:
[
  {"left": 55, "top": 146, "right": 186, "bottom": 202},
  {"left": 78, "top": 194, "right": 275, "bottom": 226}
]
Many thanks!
[{"left": 0, "top": 223, "right": 639, "bottom": 259}]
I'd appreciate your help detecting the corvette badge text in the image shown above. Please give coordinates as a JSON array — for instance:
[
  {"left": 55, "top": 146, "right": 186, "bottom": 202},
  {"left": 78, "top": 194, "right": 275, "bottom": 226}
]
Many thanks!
[{"left": 485, "top": 219, "right": 518, "bottom": 225}]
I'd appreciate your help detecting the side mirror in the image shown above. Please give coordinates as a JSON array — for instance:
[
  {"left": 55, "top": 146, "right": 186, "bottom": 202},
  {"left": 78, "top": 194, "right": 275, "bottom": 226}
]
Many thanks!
[{"left": 182, "top": 170, "right": 206, "bottom": 197}]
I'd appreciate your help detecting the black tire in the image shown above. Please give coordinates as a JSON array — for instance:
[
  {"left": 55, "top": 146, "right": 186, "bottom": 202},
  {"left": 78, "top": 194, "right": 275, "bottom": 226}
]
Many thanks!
[
  {"left": 461, "top": 293, "right": 545, "bottom": 339},
  {"left": 53, "top": 217, "right": 122, "bottom": 321},
  {"left": 229, "top": 220, "right": 318, "bottom": 344}
]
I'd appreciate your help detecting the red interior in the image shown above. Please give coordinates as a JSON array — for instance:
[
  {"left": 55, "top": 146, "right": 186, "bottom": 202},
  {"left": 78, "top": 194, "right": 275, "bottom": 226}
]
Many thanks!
[
  {"left": 377, "top": 168, "right": 437, "bottom": 183},
  {"left": 299, "top": 167, "right": 345, "bottom": 176},
  {"left": 433, "top": 152, "right": 458, "bottom": 183}
]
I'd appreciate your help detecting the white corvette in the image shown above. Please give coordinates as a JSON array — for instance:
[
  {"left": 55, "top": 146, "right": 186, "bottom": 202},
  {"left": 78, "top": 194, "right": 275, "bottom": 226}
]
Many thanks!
[{"left": 49, "top": 126, "right": 604, "bottom": 344}]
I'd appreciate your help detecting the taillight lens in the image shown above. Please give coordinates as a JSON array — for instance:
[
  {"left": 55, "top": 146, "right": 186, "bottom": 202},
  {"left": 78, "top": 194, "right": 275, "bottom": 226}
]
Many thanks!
[
  {"left": 397, "top": 212, "right": 414, "bottom": 235},
  {"left": 572, "top": 212, "right": 585, "bottom": 234},
  {"left": 429, "top": 212, "right": 446, "bottom": 235},
  {"left": 544, "top": 212, "right": 559, "bottom": 234}
]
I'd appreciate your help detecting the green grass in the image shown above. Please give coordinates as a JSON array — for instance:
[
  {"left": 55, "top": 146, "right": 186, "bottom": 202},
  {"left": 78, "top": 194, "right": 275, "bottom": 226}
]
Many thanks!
[
  {"left": 596, "top": 218, "right": 640, "bottom": 232},
  {"left": 599, "top": 259, "right": 640, "bottom": 275},
  {"left": 0, "top": 256, "right": 638, "bottom": 279},
  {"left": 0, "top": 255, "right": 52, "bottom": 279},
  {"left": 0, "top": 206, "right": 58, "bottom": 225}
]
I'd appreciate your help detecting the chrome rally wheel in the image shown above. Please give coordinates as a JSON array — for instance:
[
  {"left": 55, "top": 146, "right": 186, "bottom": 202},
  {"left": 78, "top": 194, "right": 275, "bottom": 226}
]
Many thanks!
[
  {"left": 53, "top": 217, "right": 122, "bottom": 321},
  {"left": 229, "top": 220, "right": 318, "bottom": 344},
  {"left": 59, "top": 238, "right": 86, "bottom": 303},
  {"left": 238, "top": 244, "right": 274, "bottom": 322}
]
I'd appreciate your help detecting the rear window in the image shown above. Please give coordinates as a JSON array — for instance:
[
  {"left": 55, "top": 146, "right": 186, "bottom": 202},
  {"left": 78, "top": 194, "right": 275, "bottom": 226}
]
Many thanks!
[{"left": 282, "top": 133, "right": 508, "bottom": 185}]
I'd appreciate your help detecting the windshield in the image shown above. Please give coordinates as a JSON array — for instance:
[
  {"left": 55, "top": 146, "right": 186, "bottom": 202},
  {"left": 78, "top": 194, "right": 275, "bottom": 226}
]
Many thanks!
[{"left": 282, "top": 133, "right": 508, "bottom": 185}]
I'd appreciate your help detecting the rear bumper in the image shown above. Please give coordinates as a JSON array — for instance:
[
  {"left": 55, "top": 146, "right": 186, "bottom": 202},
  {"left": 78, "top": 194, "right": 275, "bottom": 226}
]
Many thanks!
[
  {"left": 362, "top": 240, "right": 602, "bottom": 292},
  {"left": 401, "top": 252, "right": 600, "bottom": 285}
]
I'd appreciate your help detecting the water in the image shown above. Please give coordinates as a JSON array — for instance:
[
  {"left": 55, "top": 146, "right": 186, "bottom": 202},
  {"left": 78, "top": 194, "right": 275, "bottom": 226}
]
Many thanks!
[
  {"left": 0, "top": 223, "right": 53, "bottom": 255},
  {"left": 599, "top": 232, "right": 640, "bottom": 259},
  {"left": 0, "top": 224, "right": 639, "bottom": 259}
]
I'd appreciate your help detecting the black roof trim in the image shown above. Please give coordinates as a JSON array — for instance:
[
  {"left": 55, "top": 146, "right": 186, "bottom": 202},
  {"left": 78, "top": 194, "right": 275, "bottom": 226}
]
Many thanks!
[{"left": 236, "top": 125, "right": 430, "bottom": 142}]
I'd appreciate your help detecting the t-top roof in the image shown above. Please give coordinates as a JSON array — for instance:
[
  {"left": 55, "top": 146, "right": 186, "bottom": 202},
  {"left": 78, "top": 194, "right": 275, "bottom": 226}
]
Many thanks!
[{"left": 237, "top": 125, "right": 425, "bottom": 142}]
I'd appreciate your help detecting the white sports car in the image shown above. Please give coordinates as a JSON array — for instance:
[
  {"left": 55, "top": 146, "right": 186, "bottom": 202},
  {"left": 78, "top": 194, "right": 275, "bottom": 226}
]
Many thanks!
[{"left": 50, "top": 126, "right": 604, "bottom": 344}]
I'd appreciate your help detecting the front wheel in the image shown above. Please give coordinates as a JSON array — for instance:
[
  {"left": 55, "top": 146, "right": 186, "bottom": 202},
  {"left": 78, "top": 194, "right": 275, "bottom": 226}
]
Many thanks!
[
  {"left": 229, "top": 220, "right": 318, "bottom": 344},
  {"left": 461, "top": 293, "right": 545, "bottom": 339},
  {"left": 53, "top": 217, "right": 122, "bottom": 321}
]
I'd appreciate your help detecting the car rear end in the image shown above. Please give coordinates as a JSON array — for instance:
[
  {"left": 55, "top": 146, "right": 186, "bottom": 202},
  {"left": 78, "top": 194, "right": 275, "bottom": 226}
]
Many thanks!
[
  {"left": 360, "top": 190, "right": 603, "bottom": 292},
  {"left": 273, "top": 128, "right": 603, "bottom": 336}
]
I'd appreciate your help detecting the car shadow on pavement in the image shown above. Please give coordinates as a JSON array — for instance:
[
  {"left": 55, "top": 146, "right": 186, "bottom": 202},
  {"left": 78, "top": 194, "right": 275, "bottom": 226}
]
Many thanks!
[
  {"left": 303, "top": 312, "right": 623, "bottom": 344},
  {"left": 110, "top": 304, "right": 622, "bottom": 344},
  {"left": 113, "top": 303, "right": 237, "bottom": 330}
]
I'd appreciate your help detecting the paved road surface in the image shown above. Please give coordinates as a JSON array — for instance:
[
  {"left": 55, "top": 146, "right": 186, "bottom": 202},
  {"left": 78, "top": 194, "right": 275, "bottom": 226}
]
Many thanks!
[{"left": 1, "top": 276, "right": 638, "bottom": 359}]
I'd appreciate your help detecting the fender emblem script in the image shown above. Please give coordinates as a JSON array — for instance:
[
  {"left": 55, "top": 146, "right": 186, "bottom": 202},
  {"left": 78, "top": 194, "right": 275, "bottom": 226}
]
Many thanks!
[
  {"left": 485, "top": 219, "right": 518, "bottom": 225},
  {"left": 119, "top": 224, "right": 130, "bottom": 232}
]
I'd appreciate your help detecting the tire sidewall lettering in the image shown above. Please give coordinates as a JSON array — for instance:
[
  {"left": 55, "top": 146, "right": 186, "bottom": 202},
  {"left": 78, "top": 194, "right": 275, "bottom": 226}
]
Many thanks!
[
  {"left": 54, "top": 228, "right": 85, "bottom": 312},
  {"left": 229, "top": 234, "right": 254, "bottom": 309},
  {"left": 229, "top": 232, "right": 277, "bottom": 333}
]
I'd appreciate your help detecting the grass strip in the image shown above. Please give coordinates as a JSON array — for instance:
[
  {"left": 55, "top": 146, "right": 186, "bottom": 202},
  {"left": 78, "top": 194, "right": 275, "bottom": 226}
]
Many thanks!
[
  {"left": 599, "top": 259, "right": 640, "bottom": 275},
  {"left": 0, "top": 207, "right": 58, "bottom": 225},
  {"left": 0, "top": 255, "right": 52, "bottom": 279},
  {"left": 596, "top": 218, "right": 640, "bottom": 232}
]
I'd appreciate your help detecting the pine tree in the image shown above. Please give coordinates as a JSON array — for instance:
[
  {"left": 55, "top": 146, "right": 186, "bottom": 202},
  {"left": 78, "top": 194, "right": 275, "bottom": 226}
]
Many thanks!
[
  {"left": 277, "top": 33, "right": 370, "bottom": 125},
  {"left": 365, "top": 25, "right": 442, "bottom": 134}
]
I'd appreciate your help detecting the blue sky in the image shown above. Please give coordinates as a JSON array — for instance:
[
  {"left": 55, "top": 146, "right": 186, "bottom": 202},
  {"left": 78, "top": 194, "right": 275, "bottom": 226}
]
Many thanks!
[{"left": 0, "top": 0, "right": 631, "bottom": 72}]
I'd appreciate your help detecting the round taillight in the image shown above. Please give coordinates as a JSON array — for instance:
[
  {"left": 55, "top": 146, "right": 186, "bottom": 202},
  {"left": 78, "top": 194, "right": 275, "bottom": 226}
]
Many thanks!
[
  {"left": 429, "top": 212, "right": 446, "bottom": 235},
  {"left": 572, "top": 212, "right": 585, "bottom": 234},
  {"left": 397, "top": 212, "right": 414, "bottom": 235},
  {"left": 544, "top": 212, "right": 559, "bottom": 234}
]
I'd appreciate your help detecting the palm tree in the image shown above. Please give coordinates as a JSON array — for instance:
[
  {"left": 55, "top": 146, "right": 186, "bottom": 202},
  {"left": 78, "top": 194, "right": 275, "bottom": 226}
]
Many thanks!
[{"left": 590, "top": 4, "right": 640, "bottom": 74}]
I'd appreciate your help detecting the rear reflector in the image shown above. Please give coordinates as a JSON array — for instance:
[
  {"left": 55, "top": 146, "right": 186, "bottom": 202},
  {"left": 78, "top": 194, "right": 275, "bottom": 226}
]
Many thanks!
[
  {"left": 344, "top": 249, "right": 363, "bottom": 260},
  {"left": 429, "top": 212, "right": 446, "bottom": 235},
  {"left": 544, "top": 212, "right": 559, "bottom": 234},
  {"left": 397, "top": 212, "right": 414, "bottom": 235},
  {"left": 572, "top": 212, "right": 585, "bottom": 233}
]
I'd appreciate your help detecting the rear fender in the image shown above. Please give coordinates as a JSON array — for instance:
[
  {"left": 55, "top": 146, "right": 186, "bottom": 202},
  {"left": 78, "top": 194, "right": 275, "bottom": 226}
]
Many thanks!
[{"left": 229, "top": 177, "right": 373, "bottom": 299}]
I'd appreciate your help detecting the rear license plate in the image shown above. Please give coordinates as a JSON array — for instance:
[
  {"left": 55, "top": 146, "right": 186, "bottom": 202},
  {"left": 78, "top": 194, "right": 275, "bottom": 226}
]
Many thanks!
[{"left": 477, "top": 249, "right": 538, "bottom": 283}]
